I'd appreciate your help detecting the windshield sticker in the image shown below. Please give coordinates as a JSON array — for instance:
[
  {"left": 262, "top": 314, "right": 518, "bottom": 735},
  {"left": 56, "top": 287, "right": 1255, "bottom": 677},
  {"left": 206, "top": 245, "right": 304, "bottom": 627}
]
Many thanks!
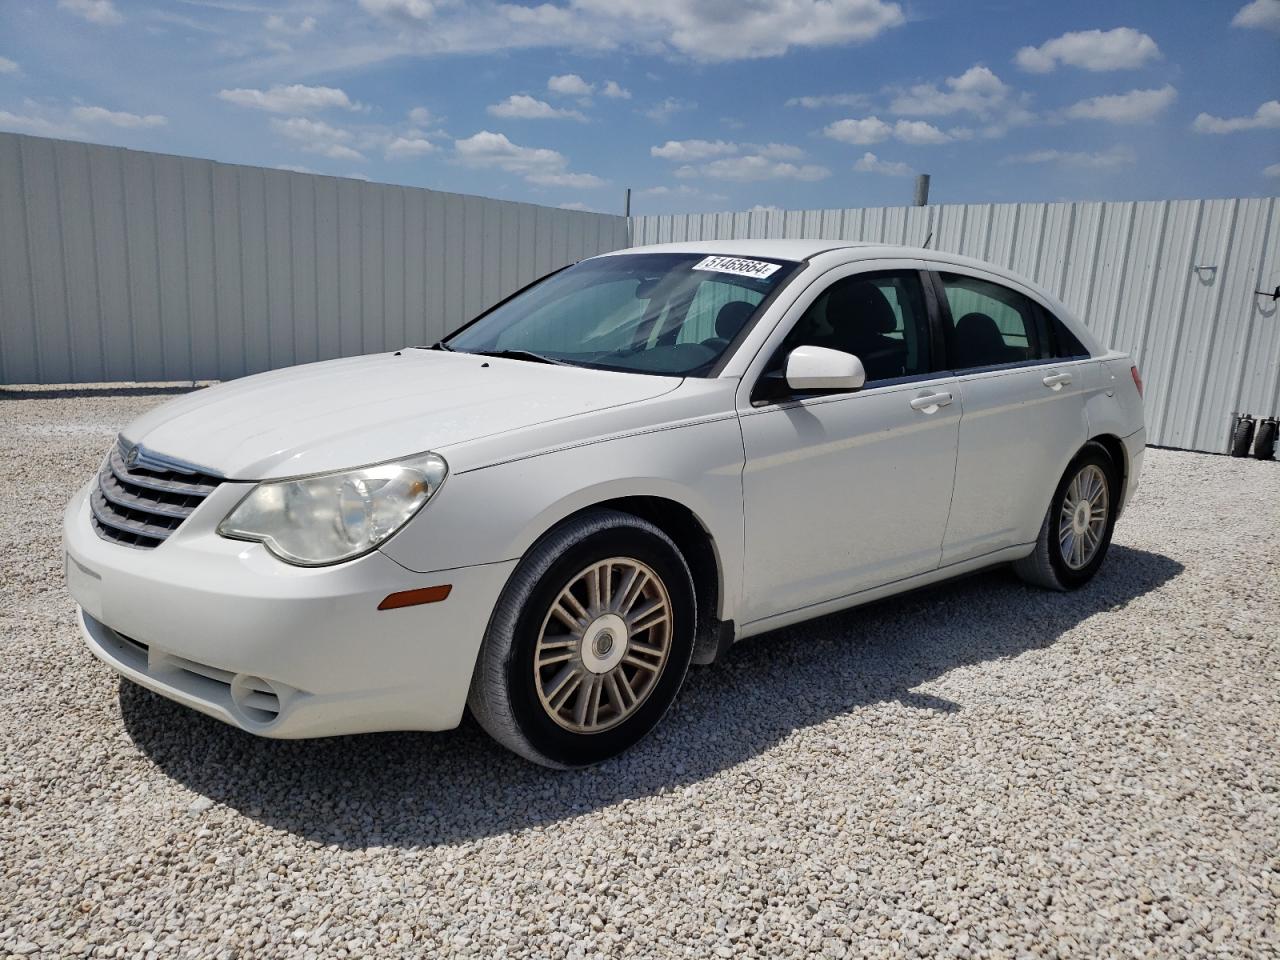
[{"left": 692, "top": 255, "right": 782, "bottom": 280}]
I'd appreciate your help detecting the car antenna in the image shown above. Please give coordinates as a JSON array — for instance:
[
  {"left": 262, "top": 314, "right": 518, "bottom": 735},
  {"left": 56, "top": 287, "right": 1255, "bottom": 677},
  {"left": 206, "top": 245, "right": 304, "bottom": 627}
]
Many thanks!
[{"left": 922, "top": 230, "right": 933, "bottom": 249}]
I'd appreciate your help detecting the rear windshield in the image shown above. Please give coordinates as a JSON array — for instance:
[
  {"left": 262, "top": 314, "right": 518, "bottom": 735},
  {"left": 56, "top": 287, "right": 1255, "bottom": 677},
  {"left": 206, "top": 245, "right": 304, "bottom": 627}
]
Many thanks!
[{"left": 444, "top": 253, "right": 799, "bottom": 376}]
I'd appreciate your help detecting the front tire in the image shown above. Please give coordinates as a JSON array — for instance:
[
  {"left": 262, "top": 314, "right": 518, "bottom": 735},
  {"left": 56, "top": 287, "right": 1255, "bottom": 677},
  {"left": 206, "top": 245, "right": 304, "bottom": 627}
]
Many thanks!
[
  {"left": 468, "top": 509, "right": 696, "bottom": 768},
  {"left": 1014, "top": 447, "right": 1119, "bottom": 591}
]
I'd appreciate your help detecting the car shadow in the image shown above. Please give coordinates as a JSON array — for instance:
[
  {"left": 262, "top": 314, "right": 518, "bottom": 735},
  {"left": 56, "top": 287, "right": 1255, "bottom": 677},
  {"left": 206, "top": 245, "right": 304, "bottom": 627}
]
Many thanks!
[{"left": 119, "top": 545, "right": 1182, "bottom": 849}]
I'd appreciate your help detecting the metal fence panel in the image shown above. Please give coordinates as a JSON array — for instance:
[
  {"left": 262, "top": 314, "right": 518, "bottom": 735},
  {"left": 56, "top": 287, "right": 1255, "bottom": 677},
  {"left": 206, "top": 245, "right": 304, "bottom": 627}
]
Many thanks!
[
  {"left": 634, "top": 197, "right": 1279, "bottom": 452},
  {"left": 0, "top": 131, "right": 630, "bottom": 385}
]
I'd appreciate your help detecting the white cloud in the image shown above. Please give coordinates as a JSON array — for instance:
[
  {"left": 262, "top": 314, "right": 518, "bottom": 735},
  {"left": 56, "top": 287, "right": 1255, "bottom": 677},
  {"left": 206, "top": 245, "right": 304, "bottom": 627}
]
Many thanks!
[
  {"left": 58, "top": 0, "right": 122, "bottom": 26},
  {"left": 1233, "top": 0, "right": 1280, "bottom": 31},
  {"left": 853, "top": 152, "right": 912, "bottom": 175},
  {"left": 453, "top": 130, "right": 604, "bottom": 188},
  {"left": 559, "top": 201, "right": 597, "bottom": 211},
  {"left": 548, "top": 73, "right": 594, "bottom": 97},
  {"left": 825, "top": 116, "right": 950, "bottom": 144},
  {"left": 0, "top": 57, "right": 19, "bottom": 75},
  {"left": 276, "top": 164, "right": 318, "bottom": 174},
  {"left": 271, "top": 117, "right": 365, "bottom": 161},
  {"left": 344, "top": 171, "right": 371, "bottom": 181},
  {"left": 0, "top": 108, "right": 82, "bottom": 139},
  {"left": 408, "top": 106, "right": 434, "bottom": 126},
  {"left": 1004, "top": 147, "right": 1136, "bottom": 169},
  {"left": 358, "top": 0, "right": 435, "bottom": 22},
  {"left": 602, "top": 80, "right": 631, "bottom": 100},
  {"left": 359, "top": 0, "right": 903, "bottom": 62},
  {"left": 650, "top": 139, "right": 739, "bottom": 160},
  {"left": 824, "top": 116, "right": 891, "bottom": 144},
  {"left": 679, "top": 154, "right": 829, "bottom": 182},
  {"left": 1265, "top": 162, "right": 1280, "bottom": 177},
  {"left": 892, "top": 119, "right": 951, "bottom": 144},
  {"left": 71, "top": 106, "right": 168, "bottom": 128},
  {"left": 643, "top": 97, "right": 695, "bottom": 121},
  {"left": 1063, "top": 85, "right": 1177, "bottom": 124},
  {"left": 888, "top": 66, "right": 1033, "bottom": 134},
  {"left": 1192, "top": 100, "right": 1280, "bottom": 133},
  {"left": 218, "top": 84, "right": 361, "bottom": 114},
  {"left": 571, "top": 0, "right": 905, "bottom": 60},
  {"left": 384, "top": 136, "right": 437, "bottom": 159},
  {"left": 488, "top": 94, "right": 585, "bottom": 121},
  {"left": 787, "top": 92, "right": 871, "bottom": 110},
  {"left": 264, "top": 14, "right": 317, "bottom": 35},
  {"left": 1015, "top": 27, "right": 1160, "bottom": 73}
]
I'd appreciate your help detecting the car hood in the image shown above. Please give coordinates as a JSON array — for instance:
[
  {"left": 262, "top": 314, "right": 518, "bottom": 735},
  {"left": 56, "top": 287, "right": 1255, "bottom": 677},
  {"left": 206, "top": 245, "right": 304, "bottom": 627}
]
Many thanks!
[{"left": 121, "top": 351, "right": 681, "bottom": 480}]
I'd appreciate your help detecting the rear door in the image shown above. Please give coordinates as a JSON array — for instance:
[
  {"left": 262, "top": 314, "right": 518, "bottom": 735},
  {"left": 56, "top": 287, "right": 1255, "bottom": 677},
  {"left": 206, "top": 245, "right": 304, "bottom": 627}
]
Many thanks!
[{"left": 929, "top": 266, "right": 1090, "bottom": 565}]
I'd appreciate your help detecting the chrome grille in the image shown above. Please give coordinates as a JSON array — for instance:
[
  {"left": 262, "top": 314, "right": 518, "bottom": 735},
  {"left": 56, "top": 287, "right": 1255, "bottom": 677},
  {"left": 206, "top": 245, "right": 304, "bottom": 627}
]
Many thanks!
[{"left": 91, "top": 441, "right": 222, "bottom": 549}]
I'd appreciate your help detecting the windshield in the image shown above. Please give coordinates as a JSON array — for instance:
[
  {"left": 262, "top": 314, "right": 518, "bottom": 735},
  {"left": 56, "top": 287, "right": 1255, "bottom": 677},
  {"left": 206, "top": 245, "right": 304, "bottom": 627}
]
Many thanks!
[{"left": 442, "top": 253, "right": 798, "bottom": 376}]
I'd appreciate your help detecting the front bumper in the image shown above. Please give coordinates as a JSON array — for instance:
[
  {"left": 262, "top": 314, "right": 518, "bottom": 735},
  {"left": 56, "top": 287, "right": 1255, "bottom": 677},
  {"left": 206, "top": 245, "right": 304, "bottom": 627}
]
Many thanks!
[{"left": 64, "top": 479, "right": 516, "bottom": 738}]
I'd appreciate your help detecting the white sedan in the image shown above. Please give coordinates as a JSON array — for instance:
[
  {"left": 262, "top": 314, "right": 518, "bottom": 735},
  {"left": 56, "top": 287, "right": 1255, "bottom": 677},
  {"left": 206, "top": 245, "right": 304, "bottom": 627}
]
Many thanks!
[{"left": 64, "top": 240, "right": 1146, "bottom": 767}]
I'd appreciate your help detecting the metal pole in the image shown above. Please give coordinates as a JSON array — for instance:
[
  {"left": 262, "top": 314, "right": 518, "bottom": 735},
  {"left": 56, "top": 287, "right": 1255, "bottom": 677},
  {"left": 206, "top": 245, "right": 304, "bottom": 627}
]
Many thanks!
[
  {"left": 624, "top": 188, "right": 631, "bottom": 217},
  {"left": 913, "top": 174, "right": 930, "bottom": 207}
]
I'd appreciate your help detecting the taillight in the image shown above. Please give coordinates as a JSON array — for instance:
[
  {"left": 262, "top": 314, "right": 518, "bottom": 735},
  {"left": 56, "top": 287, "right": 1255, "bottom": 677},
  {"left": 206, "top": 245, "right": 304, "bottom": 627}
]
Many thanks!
[{"left": 1130, "top": 364, "right": 1143, "bottom": 397}]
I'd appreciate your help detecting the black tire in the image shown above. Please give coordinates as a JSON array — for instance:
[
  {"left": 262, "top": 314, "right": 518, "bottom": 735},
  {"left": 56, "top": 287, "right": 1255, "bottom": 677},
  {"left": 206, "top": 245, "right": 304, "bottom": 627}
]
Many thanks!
[
  {"left": 1253, "top": 419, "right": 1277, "bottom": 461},
  {"left": 467, "top": 508, "right": 696, "bottom": 768},
  {"left": 1013, "top": 446, "right": 1120, "bottom": 591},
  {"left": 1231, "top": 418, "right": 1256, "bottom": 457}
]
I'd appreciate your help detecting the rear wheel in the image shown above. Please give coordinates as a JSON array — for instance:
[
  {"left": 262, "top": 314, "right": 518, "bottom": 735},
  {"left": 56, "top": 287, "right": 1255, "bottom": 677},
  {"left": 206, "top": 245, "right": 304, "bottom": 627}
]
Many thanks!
[
  {"left": 468, "top": 509, "right": 696, "bottom": 768},
  {"left": 1014, "top": 447, "right": 1119, "bottom": 591}
]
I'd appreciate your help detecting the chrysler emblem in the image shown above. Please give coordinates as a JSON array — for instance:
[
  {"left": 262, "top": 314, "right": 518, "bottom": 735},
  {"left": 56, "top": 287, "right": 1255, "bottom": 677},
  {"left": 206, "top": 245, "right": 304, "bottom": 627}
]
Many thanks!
[{"left": 125, "top": 445, "right": 141, "bottom": 468}]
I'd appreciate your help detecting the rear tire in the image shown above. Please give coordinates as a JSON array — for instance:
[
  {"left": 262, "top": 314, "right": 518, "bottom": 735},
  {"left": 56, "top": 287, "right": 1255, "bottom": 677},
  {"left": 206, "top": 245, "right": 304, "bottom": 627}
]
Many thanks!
[
  {"left": 468, "top": 509, "right": 696, "bottom": 768},
  {"left": 1014, "top": 447, "right": 1119, "bottom": 591}
]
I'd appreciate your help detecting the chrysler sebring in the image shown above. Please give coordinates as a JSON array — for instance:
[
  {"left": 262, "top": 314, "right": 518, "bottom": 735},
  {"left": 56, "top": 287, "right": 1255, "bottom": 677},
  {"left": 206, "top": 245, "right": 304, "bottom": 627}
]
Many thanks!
[{"left": 64, "top": 240, "right": 1145, "bottom": 767}]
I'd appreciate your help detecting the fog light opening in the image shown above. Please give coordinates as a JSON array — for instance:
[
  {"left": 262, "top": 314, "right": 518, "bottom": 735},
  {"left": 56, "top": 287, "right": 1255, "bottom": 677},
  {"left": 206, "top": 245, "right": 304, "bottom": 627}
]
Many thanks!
[{"left": 230, "top": 674, "right": 282, "bottom": 724}]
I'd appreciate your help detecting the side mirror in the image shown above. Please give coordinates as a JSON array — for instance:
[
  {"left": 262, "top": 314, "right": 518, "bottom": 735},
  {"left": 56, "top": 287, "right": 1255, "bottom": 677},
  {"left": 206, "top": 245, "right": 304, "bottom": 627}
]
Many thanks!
[{"left": 784, "top": 345, "right": 866, "bottom": 393}]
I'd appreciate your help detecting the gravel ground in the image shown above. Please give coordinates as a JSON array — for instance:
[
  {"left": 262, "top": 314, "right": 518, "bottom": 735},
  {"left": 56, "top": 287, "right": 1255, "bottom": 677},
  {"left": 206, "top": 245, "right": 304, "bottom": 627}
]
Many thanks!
[{"left": 1, "top": 385, "right": 1278, "bottom": 960}]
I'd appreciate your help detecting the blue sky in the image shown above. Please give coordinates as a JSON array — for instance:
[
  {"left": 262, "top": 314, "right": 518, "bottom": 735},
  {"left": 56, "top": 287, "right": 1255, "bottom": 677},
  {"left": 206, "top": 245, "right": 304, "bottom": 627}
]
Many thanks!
[{"left": 1, "top": 0, "right": 1277, "bottom": 215}]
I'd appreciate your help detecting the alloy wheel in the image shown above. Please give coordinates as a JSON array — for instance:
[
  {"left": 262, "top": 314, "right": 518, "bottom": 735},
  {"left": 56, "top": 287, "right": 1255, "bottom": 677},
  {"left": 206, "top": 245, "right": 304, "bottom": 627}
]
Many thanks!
[
  {"left": 1058, "top": 463, "right": 1110, "bottom": 570},
  {"left": 533, "top": 558, "right": 673, "bottom": 734}
]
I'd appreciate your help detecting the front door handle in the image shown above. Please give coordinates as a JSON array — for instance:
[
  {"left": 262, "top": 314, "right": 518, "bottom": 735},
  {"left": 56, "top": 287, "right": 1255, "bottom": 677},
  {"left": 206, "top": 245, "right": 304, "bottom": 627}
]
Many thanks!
[
  {"left": 1042, "top": 372, "right": 1072, "bottom": 390},
  {"left": 909, "top": 392, "right": 954, "bottom": 413}
]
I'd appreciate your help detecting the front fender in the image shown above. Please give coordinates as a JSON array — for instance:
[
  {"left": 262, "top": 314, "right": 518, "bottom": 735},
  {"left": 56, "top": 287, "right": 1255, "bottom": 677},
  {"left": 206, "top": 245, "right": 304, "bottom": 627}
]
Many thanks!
[{"left": 379, "top": 416, "right": 747, "bottom": 621}]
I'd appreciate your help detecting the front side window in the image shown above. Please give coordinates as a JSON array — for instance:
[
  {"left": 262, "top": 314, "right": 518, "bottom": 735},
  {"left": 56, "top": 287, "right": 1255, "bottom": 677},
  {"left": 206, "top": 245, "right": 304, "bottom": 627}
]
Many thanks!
[
  {"left": 940, "top": 273, "right": 1045, "bottom": 370},
  {"left": 772, "top": 270, "right": 932, "bottom": 383},
  {"left": 444, "top": 253, "right": 796, "bottom": 376}
]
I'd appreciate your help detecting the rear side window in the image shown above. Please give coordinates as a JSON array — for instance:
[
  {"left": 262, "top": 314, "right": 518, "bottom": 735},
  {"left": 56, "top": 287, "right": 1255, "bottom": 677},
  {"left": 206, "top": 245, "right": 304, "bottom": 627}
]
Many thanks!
[
  {"left": 1043, "top": 308, "right": 1090, "bottom": 359},
  {"left": 939, "top": 273, "right": 1044, "bottom": 370}
]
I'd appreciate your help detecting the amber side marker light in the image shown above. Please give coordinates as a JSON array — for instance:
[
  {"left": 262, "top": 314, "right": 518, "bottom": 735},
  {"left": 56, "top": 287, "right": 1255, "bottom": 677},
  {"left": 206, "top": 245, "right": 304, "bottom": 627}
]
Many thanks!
[{"left": 378, "top": 585, "right": 452, "bottom": 610}]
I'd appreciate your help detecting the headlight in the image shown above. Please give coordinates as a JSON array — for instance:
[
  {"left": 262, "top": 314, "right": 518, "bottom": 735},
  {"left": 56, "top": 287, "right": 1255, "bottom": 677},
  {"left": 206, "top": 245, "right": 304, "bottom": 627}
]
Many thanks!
[{"left": 218, "top": 452, "right": 447, "bottom": 566}]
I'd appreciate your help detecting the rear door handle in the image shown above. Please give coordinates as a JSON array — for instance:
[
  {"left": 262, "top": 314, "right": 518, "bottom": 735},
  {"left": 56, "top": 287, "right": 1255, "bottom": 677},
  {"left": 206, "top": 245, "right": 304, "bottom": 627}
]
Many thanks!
[
  {"left": 1042, "top": 372, "right": 1072, "bottom": 389},
  {"left": 909, "top": 392, "right": 953, "bottom": 412}
]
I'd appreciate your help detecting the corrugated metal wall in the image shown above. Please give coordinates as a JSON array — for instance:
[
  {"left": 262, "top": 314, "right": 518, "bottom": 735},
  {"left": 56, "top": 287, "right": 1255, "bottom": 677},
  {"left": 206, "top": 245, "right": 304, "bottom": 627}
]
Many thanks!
[
  {"left": 634, "top": 200, "right": 1280, "bottom": 453},
  {"left": 0, "top": 132, "right": 630, "bottom": 385},
  {"left": 3, "top": 128, "right": 1276, "bottom": 455}
]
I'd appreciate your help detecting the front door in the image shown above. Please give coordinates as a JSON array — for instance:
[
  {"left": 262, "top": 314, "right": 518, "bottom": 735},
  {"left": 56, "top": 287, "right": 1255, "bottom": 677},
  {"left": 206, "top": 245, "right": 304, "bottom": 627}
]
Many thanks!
[{"left": 737, "top": 266, "right": 960, "bottom": 627}]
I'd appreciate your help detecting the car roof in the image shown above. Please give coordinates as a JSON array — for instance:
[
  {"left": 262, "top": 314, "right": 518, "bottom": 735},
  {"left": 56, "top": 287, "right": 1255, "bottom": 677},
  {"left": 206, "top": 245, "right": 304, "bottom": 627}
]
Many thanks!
[
  {"left": 597, "top": 239, "right": 1004, "bottom": 275},
  {"left": 605, "top": 238, "right": 875, "bottom": 260}
]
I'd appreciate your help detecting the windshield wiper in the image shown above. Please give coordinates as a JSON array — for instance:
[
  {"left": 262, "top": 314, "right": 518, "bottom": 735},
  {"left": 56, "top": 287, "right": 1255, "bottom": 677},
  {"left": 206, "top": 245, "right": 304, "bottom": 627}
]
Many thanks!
[{"left": 475, "top": 349, "right": 569, "bottom": 366}]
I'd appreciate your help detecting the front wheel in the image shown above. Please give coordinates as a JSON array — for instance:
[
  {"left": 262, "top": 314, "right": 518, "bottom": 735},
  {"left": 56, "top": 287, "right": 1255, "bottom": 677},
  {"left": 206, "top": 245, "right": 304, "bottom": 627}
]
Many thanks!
[
  {"left": 468, "top": 509, "right": 696, "bottom": 768},
  {"left": 1014, "top": 447, "right": 1119, "bottom": 591}
]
